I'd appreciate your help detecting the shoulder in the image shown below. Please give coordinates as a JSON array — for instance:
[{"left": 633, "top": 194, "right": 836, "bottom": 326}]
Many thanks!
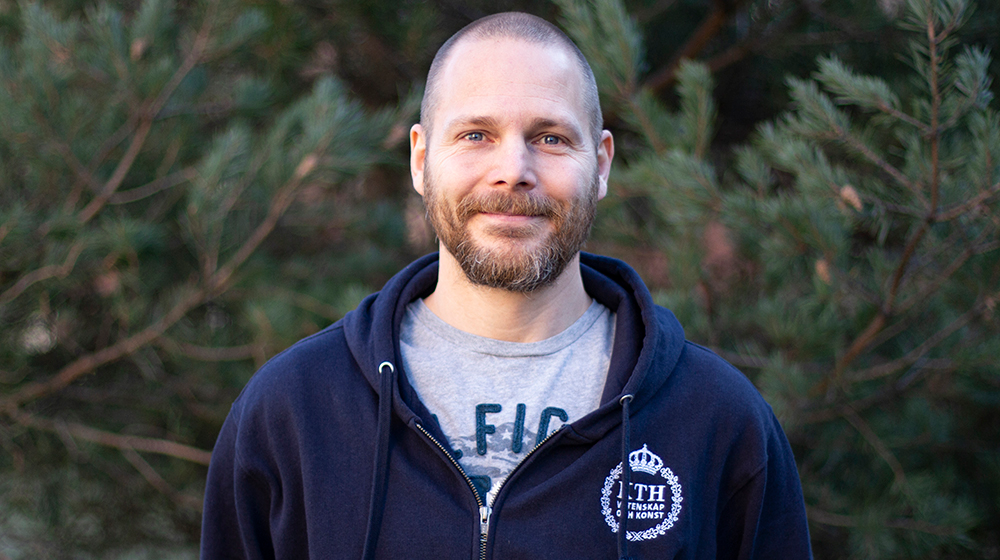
[
  {"left": 645, "top": 314, "right": 790, "bottom": 477},
  {"left": 677, "top": 341, "right": 764, "bottom": 405},
  {"left": 651, "top": 321, "right": 771, "bottom": 417},
  {"left": 221, "top": 319, "right": 378, "bottom": 464},
  {"left": 639, "top": 303, "right": 777, "bottom": 432},
  {"left": 226, "top": 320, "right": 373, "bottom": 444},
  {"left": 238, "top": 322, "right": 354, "bottom": 405}
]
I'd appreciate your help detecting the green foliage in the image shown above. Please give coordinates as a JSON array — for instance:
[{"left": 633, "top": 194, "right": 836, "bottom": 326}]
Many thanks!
[
  {"left": 554, "top": 0, "right": 642, "bottom": 101},
  {"left": 571, "top": 0, "right": 1000, "bottom": 556},
  {"left": 1, "top": 0, "right": 998, "bottom": 557},
  {"left": 0, "top": 0, "right": 415, "bottom": 556}
]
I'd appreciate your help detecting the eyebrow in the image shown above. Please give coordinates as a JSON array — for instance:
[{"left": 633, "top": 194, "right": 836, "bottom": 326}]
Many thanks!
[{"left": 443, "top": 115, "right": 501, "bottom": 133}]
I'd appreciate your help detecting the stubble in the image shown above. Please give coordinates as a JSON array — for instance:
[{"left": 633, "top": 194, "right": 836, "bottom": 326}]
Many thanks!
[{"left": 423, "top": 168, "right": 599, "bottom": 293}]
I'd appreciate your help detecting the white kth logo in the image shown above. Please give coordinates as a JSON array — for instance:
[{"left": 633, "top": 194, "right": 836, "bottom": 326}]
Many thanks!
[{"left": 600, "top": 444, "right": 683, "bottom": 541}]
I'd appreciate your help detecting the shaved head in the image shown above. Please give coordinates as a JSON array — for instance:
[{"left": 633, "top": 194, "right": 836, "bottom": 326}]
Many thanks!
[{"left": 420, "top": 12, "right": 603, "bottom": 147}]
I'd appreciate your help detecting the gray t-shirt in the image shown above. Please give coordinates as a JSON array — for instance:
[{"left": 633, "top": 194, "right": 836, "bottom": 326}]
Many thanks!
[{"left": 400, "top": 299, "right": 615, "bottom": 504}]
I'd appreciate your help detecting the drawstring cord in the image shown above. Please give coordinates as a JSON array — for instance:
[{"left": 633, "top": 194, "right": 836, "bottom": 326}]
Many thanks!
[
  {"left": 361, "top": 363, "right": 638, "bottom": 559},
  {"left": 362, "top": 361, "right": 395, "bottom": 560},
  {"left": 618, "top": 394, "right": 634, "bottom": 560}
]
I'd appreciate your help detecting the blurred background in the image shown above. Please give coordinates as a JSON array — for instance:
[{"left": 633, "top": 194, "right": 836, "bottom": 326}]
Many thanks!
[{"left": 1, "top": 0, "right": 998, "bottom": 557}]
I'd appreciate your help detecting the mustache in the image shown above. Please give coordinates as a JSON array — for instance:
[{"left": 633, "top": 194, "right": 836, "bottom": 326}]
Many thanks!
[{"left": 455, "top": 191, "right": 563, "bottom": 222}]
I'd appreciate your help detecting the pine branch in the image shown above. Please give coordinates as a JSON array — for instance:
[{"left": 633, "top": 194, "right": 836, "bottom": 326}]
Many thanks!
[
  {"left": 2, "top": 145, "right": 324, "bottom": 409},
  {"left": 109, "top": 167, "right": 196, "bottom": 205},
  {"left": 8, "top": 410, "right": 211, "bottom": 465},
  {"left": 205, "top": 152, "right": 319, "bottom": 294},
  {"left": 835, "top": 213, "right": 933, "bottom": 376},
  {"left": 935, "top": 181, "right": 1000, "bottom": 221},
  {"left": 832, "top": 123, "right": 926, "bottom": 205},
  {"left": 842, "top": 406, "right": 910, "bottom": 494},
  {"left": 121, "top": 447, "right": 203, "bottom": 510},
  {"left": 711, "top": 349, "right": 773, "bottom": 370},
  {"left": 77, "top": 4, "right": 217, "bottom": 224},
  {"left": 0, "top": 241, "right": 85, "bottom": 306},
  {"left": 847, "top": 303, "right": 979, "bottom": 383},
  {"left": 834, "top": 1, "right": 965, "bottom": 379},
  {"left": 156, "top": 337, "right": 256, "bottom": 362},
  {"left": 805, "top": 358, "right": 954, "bottom": 423},
  {"left": 1, "top": 23, "right": 352, "bottom": 415},
  {"left": 33, "top": 108, "right": 103, "bottom": 194},
  {"left": 625, "top": 95, "right": 667, "bottom": 154},
  {"left": 877, "top": 101, "right": 932, "bottom": 133},
  {"left": 199, "top": 151, "right": 266, "bottom": 280},
  {"left": 87, "top": 112, "right": 141, "bottom": 180},
  {"left": 4, "top": 283, "right": 206, "bottom": 407},
  {"left": 701, "top": 0, "right": 804, "bottom": 75},
  {"left": 926, "top": 4, "right": 943, "bottom": 214},
  {"left": 76, "top": 102, "right": 155, "bottom": 224},
  {"left": 644, "top": 0, "right": 750, "bottom": 93},
  {"left": 810, "top": 290, "right": 998, "bottom": 421},
  {"left": 877, "top": 200, "right": 925, "bottom": 218},
  {"left": 895, "top": 224, "right": 995, "bottom": 315},
  {"left": 807, "top": 506, "right": 959, "bottom": 536},
  {"left": 271, "top": 287, "right": 345, "bottom": 321}
]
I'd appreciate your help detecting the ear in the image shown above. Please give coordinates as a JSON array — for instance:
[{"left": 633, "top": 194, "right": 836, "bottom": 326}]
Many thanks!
[
  {"left": 410, "top": 124, "right": 427, "bottom": 196},
  {"left": 595, "top": 130, "right": 614, "bottom": 200}
]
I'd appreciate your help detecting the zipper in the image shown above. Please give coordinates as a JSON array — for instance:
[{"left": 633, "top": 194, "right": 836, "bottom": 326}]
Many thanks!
[
  {"left": 479, "top": 504, "right": 491, "bottom": 558},
  {"left": 415, "top": 422, "right": 565, "bottom": 560},
  {"left": 416, "top": 423, "right": 489, "bottom": 559},
  {"left": 485, "top": 427, "right": 564, "bottom": 506}
]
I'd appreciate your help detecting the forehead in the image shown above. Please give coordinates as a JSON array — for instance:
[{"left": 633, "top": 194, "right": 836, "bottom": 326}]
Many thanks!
[{"left": 430, "top": 38, "right": 589, "bottom": 134}]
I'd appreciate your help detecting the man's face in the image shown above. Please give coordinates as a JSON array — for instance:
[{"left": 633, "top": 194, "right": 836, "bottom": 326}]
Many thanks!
[{"left": 410, "top": 38, "right": 613, "bottom": 292}]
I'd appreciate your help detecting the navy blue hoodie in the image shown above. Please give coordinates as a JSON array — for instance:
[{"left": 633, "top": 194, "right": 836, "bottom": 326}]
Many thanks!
[{"left": 201, "top": 253, "right": 812, "bottom": 559}]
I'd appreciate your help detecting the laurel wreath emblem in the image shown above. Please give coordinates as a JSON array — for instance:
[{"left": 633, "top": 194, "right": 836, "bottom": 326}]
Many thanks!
[{"left": 600, "top": 455, "right": 683, "bottom": 541}]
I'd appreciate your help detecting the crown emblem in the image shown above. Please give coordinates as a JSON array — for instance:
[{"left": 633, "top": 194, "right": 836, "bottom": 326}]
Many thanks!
[{"left": 628, "top": 444, "right": 663, "bottom": 475}]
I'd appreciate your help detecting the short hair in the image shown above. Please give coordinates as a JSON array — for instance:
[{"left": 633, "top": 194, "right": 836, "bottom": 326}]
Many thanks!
[{"left": 420, "top": 12, "right": 603, "bottom": 147}]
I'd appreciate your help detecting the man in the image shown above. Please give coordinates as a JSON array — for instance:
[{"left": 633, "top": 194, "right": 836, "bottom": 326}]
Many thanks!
[{"left": 201, "top": 12, "right": 812, "bottom": 560}]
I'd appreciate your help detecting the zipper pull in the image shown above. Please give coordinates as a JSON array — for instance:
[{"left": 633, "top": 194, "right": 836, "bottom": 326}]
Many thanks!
[{"left": 480, "top": 505, "right": 492, "bottom": 537}]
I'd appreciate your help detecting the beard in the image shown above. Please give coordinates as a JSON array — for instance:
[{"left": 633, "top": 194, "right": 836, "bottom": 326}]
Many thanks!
[{"left": 422, "top": 168, "right": 599, "bottom": 293}]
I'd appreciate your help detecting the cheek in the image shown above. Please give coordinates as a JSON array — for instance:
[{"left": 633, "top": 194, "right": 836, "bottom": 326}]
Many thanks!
[
  {"left": 436, "top": 145, "right": 485, "bottom": 170},
  {"left": 430, "top": 151, "right": 488, "bottom": 190},
  {"left": 541, "top": 161, "right": 595, "bottom": 197}
]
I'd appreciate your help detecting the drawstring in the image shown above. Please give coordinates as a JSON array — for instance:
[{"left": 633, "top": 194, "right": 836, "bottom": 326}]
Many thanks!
[
  {"left": 618, "top": 394, "right": 634, "bottom": 560},
  {"left": 362, "top": 361, "right": 395, "bottom": 560},
  {"left": 360, "top": 363, "right": 638, "bottom": 559}
]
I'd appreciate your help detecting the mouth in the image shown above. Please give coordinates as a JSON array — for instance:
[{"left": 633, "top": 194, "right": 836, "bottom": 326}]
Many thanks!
[
  {"left": 479, "top": 210, "right": 542, "bottom": 217},
  {"left": 475, "top": 211, "right": 543, "bottom": 225}
]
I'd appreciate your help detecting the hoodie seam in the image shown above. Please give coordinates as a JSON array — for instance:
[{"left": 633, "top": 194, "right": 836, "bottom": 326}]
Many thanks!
[
  {"left": 723, "top": 460, "right": 767, "bottom": 508},
  {"left": 230, "top": 405, "right": 273, "bottom": 499}
]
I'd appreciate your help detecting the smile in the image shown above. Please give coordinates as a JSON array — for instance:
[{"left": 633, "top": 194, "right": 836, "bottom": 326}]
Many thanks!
[{"left": 475, "top": 212, "right": 547, "bottom": 225}]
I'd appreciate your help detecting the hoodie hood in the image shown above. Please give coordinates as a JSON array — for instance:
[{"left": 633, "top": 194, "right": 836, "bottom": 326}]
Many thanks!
[
  {"left": 341, "top": 252, "right": 688, "bottom": 560},
  {"left": 341, "top": 252, "right": 686, "bottom": 435}
]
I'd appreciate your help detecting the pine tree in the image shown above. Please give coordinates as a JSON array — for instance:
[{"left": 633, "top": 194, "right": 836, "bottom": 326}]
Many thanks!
[
  {"left": 0, "top": 1, "right": 413, "bottom": 555},
  {"left": 561, "top": 0, "right": 999, "bottom": 556},
  {"left": 2, "top": 0, "right": 997, "bottom": 556}
]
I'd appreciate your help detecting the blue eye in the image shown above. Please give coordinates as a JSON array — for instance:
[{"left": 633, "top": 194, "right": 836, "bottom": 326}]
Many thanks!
[
  {"left": 465, "top": 132, "right": 485, "bottom": 141},
  {"left": 540, "top": 135, "right": 561, "bottom": 145}
]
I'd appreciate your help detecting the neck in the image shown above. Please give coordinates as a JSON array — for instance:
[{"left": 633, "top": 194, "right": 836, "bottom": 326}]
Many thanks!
[{"left": 423, "top": 247, "right": 592, "bottom": 343}]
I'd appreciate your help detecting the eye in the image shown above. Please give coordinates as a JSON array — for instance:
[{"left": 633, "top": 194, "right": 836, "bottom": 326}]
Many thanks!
[
  {"left": 463, "top": 132, "right": 485, "bottom": 142},
  {"left": 539, "top": 134, "right": 562, "bottom": 145}
]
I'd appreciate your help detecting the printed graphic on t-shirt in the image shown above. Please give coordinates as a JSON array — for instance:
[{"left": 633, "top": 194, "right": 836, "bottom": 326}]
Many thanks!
[
  {"left": 400, "top": 298, "right": 615, "bottom": 505},
  {"left": 441, "top": 403, "right": 569, "bottom": 499}
]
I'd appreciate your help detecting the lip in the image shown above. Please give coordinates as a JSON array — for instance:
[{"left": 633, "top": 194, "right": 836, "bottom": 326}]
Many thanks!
[{"left": 477, "top": 212, "right": 541, "bottom": 222}]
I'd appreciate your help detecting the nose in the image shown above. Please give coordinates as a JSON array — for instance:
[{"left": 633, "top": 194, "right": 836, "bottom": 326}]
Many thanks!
[{"left": 487, "top": 137, "right": 536, "bottom": 191}]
